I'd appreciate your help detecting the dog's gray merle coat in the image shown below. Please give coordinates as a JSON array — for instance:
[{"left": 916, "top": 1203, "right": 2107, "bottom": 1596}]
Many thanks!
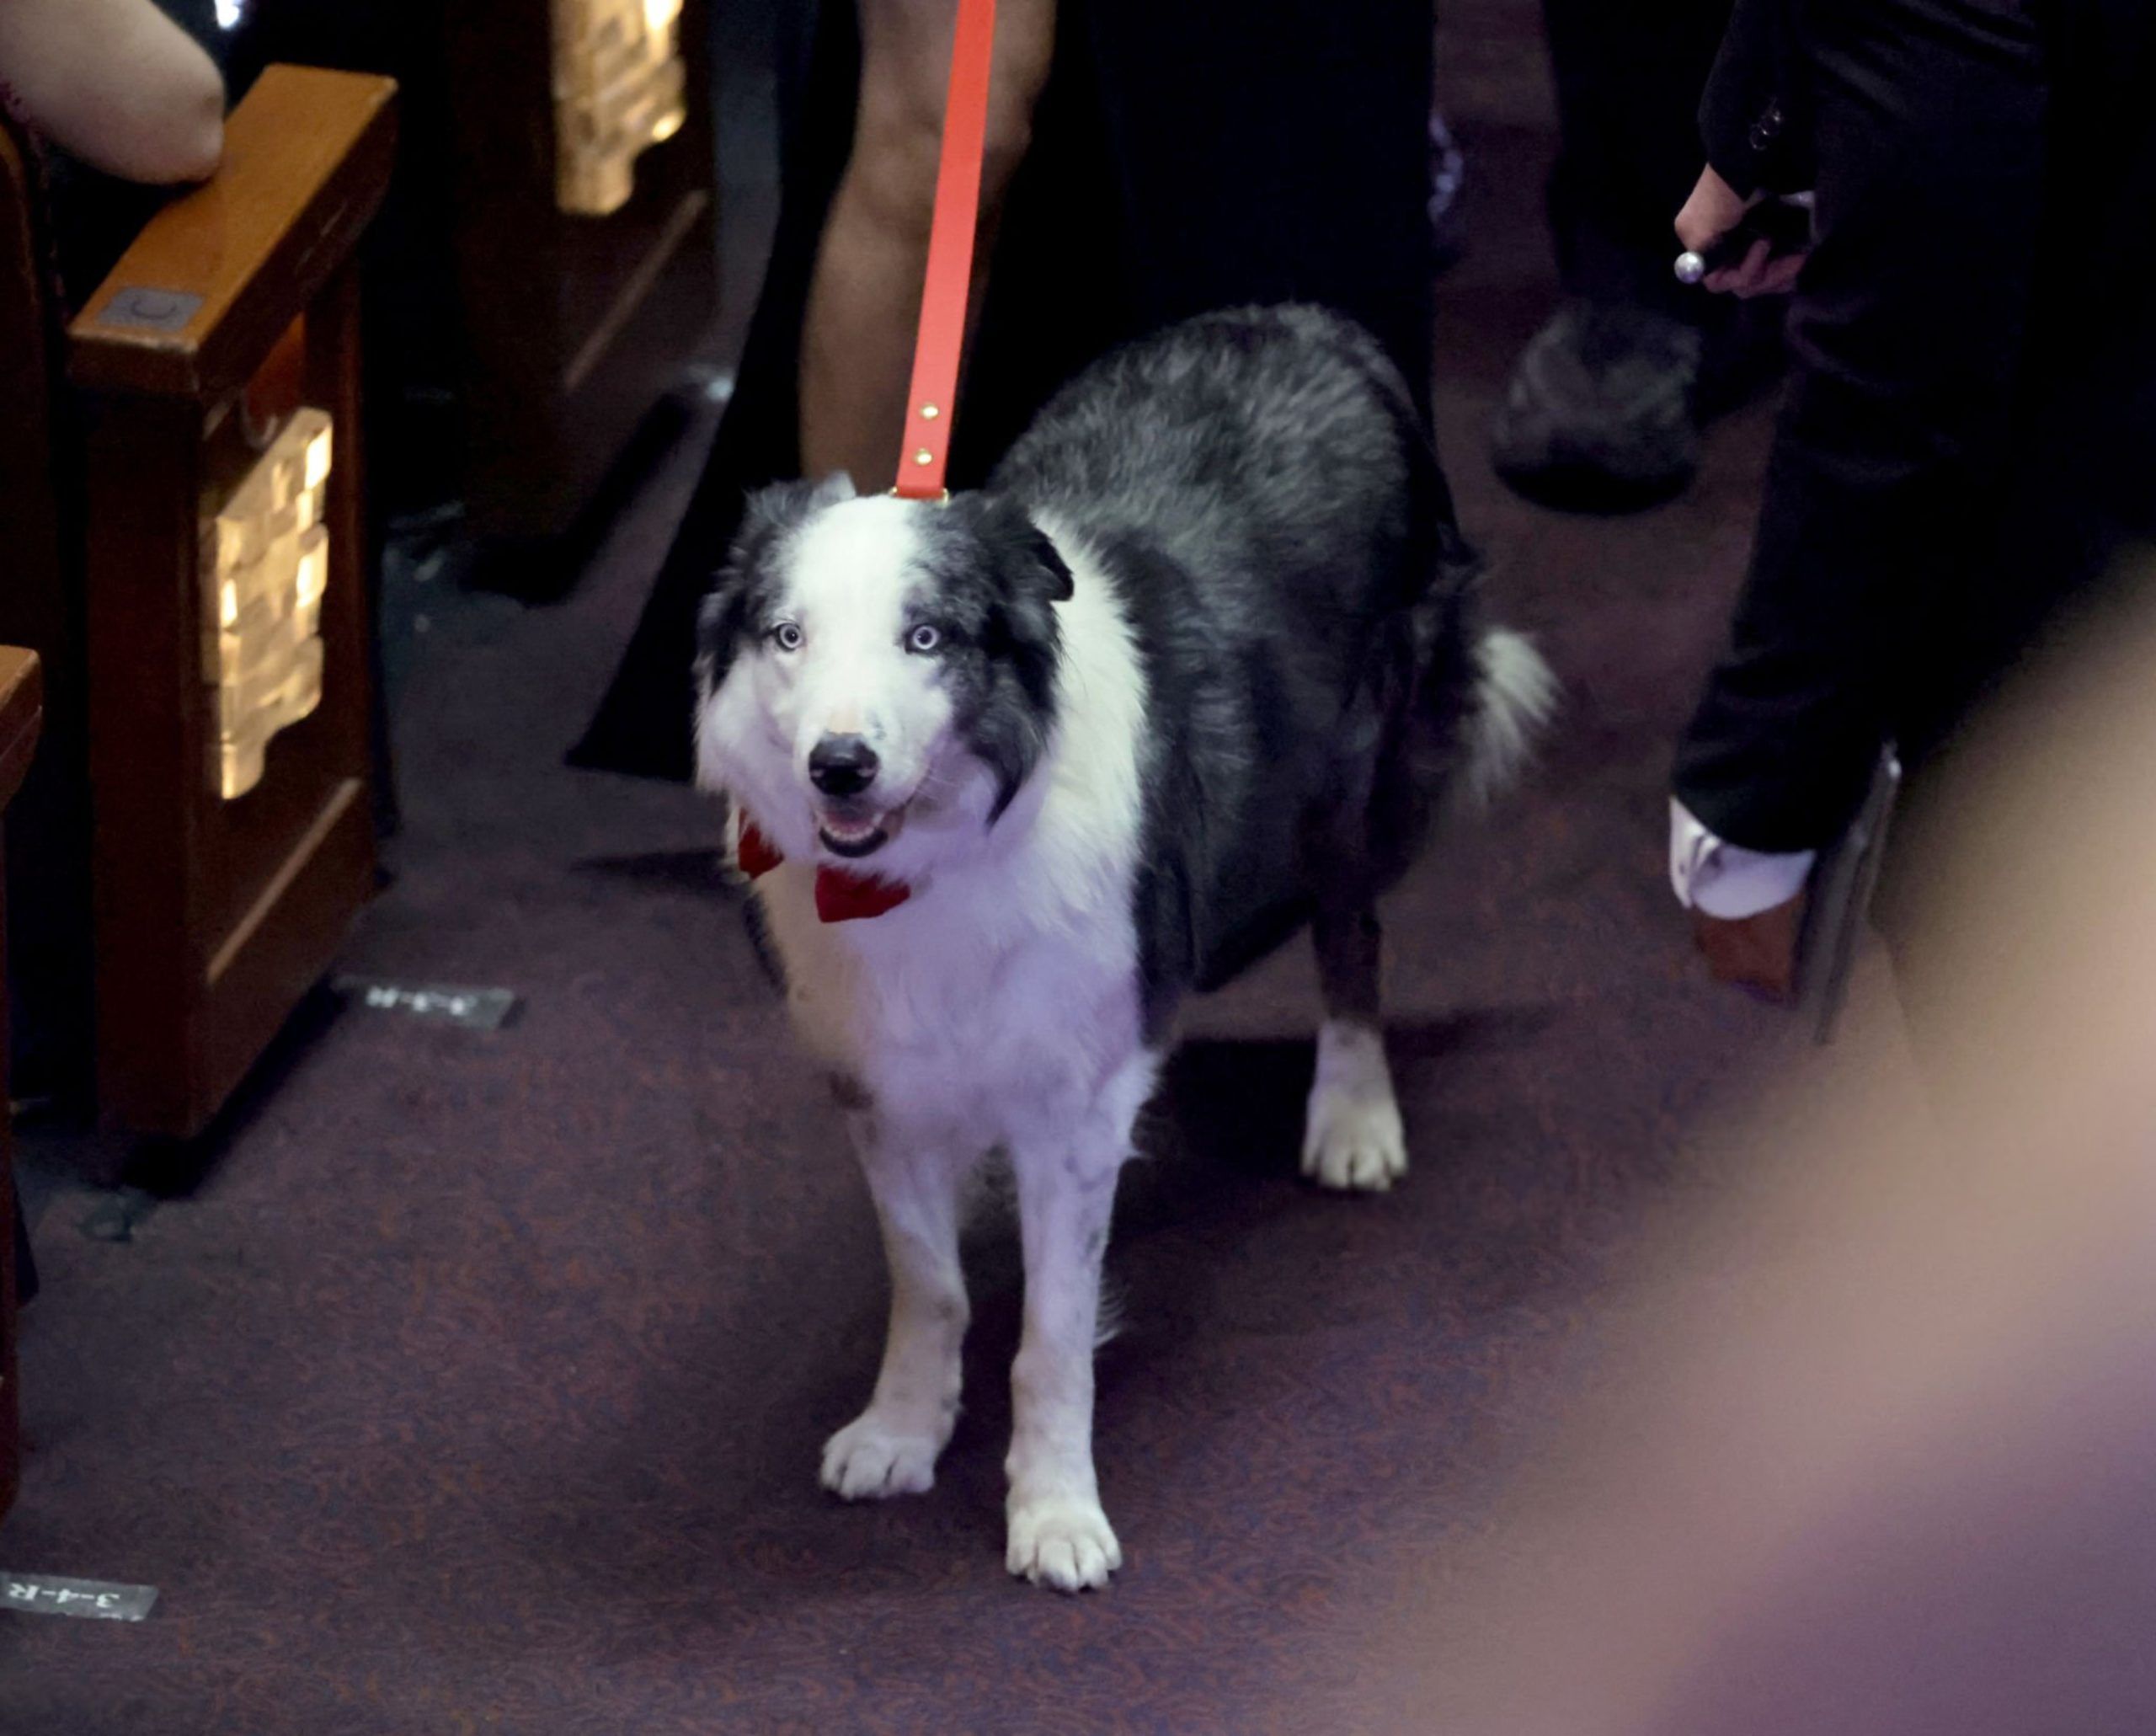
[
  {"left": 983, "top": 305, "right": 1485, "bottom": 1032},
  {"left": 698, "top": 305, "right": 1514, "bottom": 1031}
]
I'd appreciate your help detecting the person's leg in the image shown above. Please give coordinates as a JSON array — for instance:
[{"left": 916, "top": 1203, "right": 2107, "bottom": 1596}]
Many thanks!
[
  {"left": 1081, "top": 0, "right": 1436, "bottom": 420},
  {"left": 798, "top": 0, "right": 1054, "bottom": 491},
  {"left": 572, "top": 0, "right": 1053, "bottom": 780},
  {"left": 1540, "top": 0, "right": 1731, "bottom": 320},
  {"left": 572, "top": 0, "right": 857, "bottom": 783},
  {"left": 1492, "top": 0, "right": 1743, "bottom": 511}
]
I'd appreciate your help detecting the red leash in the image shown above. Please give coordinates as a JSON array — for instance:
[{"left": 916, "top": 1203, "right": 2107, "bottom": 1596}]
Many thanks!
[
  {"left": 892, "top": 0, "right": 999, "bottom": 500},
  {"left": 735, "top": 0, "right": 999, "bottom": 918}
]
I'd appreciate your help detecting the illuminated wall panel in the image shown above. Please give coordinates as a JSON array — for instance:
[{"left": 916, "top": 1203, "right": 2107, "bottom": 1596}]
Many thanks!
[
  {"left": 202, "top": 406, "right": 333, "bottom": 800},
  {"left": 553, "top": 0, "right": 688, "bottom": 216}
]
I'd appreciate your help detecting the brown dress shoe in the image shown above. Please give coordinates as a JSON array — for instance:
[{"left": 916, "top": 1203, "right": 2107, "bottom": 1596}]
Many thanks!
[{"left": 1693, "top": 894, "right": 1805, "bottom": 1005}]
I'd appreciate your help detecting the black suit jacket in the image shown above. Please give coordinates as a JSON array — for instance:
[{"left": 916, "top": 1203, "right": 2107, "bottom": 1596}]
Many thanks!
[{"left": 1699, "top": 0, "right": 1811, "bottom": 200}]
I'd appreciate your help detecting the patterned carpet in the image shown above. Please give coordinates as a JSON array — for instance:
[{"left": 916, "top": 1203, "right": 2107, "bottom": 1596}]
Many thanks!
[{"left": 2, "top": 9, "right": 1797, "bottom": 1729}]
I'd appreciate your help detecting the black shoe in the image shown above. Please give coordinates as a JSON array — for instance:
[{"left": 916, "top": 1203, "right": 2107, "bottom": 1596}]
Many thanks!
[{"left": 1491, "top": 303, "right": 1705, "bottom": 512}]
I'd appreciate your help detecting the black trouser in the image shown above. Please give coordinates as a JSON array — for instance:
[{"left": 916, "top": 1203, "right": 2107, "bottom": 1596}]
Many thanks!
[{"left": 1541, "top": 0, "right": 1734, "bottom": 319}]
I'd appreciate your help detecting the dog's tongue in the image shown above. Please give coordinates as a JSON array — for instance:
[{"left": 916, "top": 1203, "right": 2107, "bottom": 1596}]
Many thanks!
[{"left": 734, "top": 813, "right": 910, "bottom": 924}]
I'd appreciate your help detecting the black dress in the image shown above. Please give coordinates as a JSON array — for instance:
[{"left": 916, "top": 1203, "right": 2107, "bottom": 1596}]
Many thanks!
[{"left": 572, "top": 0, "right": 1439, "bottom": 782}]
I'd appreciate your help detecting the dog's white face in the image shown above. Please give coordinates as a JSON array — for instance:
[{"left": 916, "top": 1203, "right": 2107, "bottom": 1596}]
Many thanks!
[
  {"left": 712, "top": 494, "right": 961, "bottom": 863},
  {"left": 695, "top": 481, "right": 1073, "bottom": 879}
]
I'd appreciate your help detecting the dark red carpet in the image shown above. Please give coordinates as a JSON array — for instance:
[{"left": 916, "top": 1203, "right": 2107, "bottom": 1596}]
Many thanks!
[{"left": 3, "top": 9, "right": 1789, "bottom": 1728}]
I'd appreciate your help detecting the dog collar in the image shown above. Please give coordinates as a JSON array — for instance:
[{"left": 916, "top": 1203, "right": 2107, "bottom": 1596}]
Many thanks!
[{"left": 734, "top": 813, "right": 912, "bottom": 923}]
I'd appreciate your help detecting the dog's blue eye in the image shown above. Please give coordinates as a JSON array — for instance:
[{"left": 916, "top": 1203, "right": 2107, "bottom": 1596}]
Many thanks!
[
  {"left": 907, "top": 624, "right": 942, "bottom": 654},
  {"left": 771, "top": 622, "right": 803, "bottom": 652}
]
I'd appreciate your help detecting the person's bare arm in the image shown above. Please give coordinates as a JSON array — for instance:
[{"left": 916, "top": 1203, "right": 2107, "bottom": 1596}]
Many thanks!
[{"left": 0, "top": 0, "right": 223, "bottom": 184}]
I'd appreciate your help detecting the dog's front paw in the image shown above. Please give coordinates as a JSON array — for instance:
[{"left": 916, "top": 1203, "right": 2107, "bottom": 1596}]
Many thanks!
[
  {"left": 820, "top": 1412, "right": 945, "bottom": 1500},
  {"left": 1294, "top": 1069, "right": 1414, "bottom": 1190},
  {"left": 1302, "top": 1092, "right": 1407, "bottom": 1191},
  {"left": 1006, "top": 1493, "right": 1122, "bottom": 1591}
]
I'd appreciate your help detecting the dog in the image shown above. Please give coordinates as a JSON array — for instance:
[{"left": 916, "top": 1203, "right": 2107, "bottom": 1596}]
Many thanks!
[{"left": 693, "top": 305, "right": 1555, "bottom": 1591}]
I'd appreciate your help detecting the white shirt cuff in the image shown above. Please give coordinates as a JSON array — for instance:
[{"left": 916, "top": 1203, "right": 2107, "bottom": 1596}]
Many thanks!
[{"left": 1669, "top": 799, "right": 1816, "bottom": 919}]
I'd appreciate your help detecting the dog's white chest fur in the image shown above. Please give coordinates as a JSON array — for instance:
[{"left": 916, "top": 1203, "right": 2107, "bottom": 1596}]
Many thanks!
[{"left": 758, "top": 873, "right": 1139, "bottom": 1137}]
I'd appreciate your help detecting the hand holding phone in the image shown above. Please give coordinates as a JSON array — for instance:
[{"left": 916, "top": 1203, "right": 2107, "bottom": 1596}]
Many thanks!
[{"left": 1673, "top": 166, "right": 1813, "bottom": 297}]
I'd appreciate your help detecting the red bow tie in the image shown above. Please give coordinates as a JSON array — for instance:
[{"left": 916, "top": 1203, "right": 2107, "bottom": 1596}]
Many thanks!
[{"left": 734, "top": 813, "right": 912, "bottom": 923}]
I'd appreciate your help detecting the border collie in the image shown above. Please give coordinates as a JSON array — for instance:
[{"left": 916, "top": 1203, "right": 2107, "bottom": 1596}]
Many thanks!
[{"left": 694, "top": 306, "right": 1554, "bottom": 1591}]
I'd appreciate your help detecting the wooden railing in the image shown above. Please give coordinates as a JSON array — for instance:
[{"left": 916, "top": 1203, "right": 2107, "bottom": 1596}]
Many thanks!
[{"left": 65, "top": 67, "right": 397, "bottom": 1138}]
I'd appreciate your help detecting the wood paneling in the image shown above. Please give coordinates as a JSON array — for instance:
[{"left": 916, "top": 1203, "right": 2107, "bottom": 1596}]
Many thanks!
[{"left": 442, "top": 0, "right": 717, "bottom": 550}]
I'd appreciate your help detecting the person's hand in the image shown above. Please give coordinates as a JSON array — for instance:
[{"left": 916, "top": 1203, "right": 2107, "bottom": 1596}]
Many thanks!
[{"left": 1676, "top": 164, "right": 1807, "bottom": 299}]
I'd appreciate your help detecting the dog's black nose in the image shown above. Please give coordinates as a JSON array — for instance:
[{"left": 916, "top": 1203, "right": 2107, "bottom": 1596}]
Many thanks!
[{"left": 808, "top": 734, "right": 880, "bottom": 796}]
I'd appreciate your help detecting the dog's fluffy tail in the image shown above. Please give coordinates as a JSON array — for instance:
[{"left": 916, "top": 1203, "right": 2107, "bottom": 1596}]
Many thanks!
[{"left": 1462, "top": 627, "right": 1559, "bottom": 806}]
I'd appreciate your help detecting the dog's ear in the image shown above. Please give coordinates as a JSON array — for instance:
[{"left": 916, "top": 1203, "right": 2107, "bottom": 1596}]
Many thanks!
[
  {"left": 1006, "top": 515, "right": 1074, "bottom": 606},
  {"left": 964, "top": 493, "right": 1073, "bottom": 605},
  {"left": 696, "top": 474, "right": 855, "bottom": 692},
  {"left": 766, "top": 470, "right": 857, "bottom": 524},
  {"left": 946, "top": 494, "right": 1069, "bottom": 822}
]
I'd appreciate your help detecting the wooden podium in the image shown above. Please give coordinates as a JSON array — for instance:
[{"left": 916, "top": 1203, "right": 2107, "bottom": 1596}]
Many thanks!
[{"left": 66, "top": 67, "right": 397, "bottom": 1138}]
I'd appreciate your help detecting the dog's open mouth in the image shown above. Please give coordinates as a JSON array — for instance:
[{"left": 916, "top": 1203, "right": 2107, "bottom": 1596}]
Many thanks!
[{"left": 817, "top": 804, "right": 906, "bottom": 860}]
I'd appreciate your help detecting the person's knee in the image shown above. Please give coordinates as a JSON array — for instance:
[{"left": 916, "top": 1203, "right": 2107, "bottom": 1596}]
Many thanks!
[
  {"left": 845, "top": 71, "right": 1038, "bottom": 243},
  {"left": 846, "top": 82, "right": 940, "bottom": 243}
]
